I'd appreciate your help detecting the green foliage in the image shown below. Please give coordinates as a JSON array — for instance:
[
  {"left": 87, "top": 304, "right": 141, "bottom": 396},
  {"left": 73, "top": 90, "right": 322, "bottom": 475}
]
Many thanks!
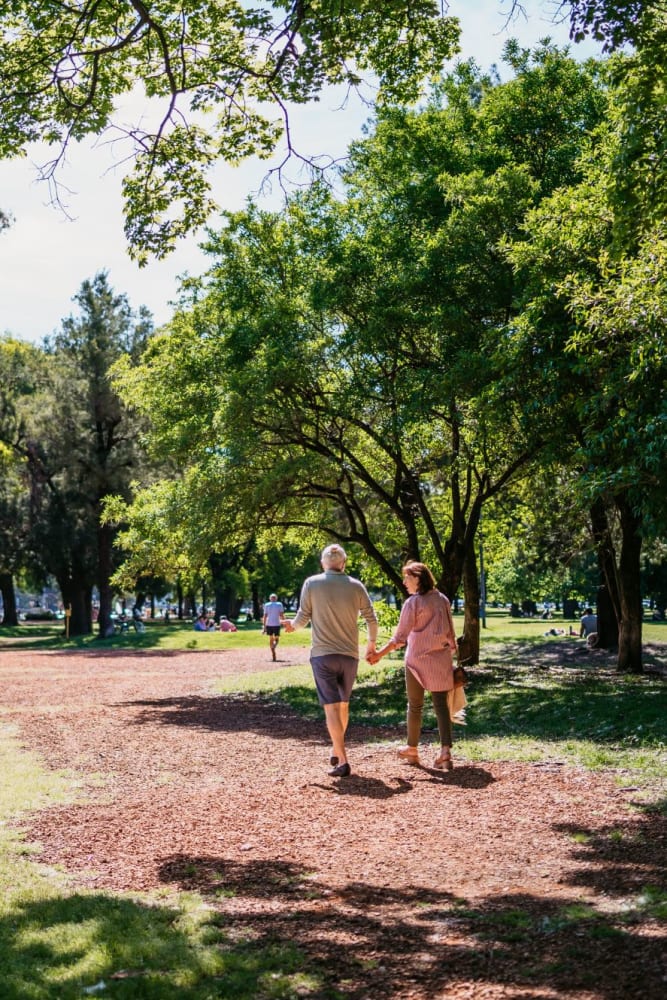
[
  {"left": 373, "top": 599, "right": 400, "bottom": 636},
  {"left": 503, "top": 47, "right": 667, "bottom": 670},
  {"left": 1, "top": 276, "right": 155, "bottom": 635},
  {"left": 103, "top": 36, "right": 663, "bottom": 670},
  {"left": 483, "top": 472, "right": 600, "bottom": 606},
  {"left": 112, "top": 44, "right": 608, "bottom": 646},
  {"left": 0, "top": 0, "right": 459, "bottom": 259},
  {"left": 0, "top": 342, "right": 57, "bottom": 601},
  {"left": 567, "top": 0, "right": 657, "bottom": 49},
  {"left": 245, "top": 542, "right": 321, "bottom": 608},
  {"left": 564, "top": 229, "right": 667, "bottom": 531}
]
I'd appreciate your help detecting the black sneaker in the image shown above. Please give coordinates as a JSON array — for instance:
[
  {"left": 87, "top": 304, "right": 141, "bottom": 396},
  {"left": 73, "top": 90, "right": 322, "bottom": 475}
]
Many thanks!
[{"left": 328, "top": 762, "right": 351, "bottom": 777}]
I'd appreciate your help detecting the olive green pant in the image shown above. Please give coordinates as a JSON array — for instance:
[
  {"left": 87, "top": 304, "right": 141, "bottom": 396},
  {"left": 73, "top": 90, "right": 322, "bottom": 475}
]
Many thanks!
[{"left": 405, "top": 665, "right": 452, "bottom": 748}]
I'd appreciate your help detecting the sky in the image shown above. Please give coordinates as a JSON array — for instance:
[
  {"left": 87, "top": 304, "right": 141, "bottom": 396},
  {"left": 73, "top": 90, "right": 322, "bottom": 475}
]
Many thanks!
[{"left": 0, "top": 1, "right": 602, "bottom": 343}]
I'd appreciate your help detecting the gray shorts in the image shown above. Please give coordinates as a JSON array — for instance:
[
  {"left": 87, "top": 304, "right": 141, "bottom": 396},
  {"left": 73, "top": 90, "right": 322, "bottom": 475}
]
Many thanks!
[{"left": 310, "top": 654, "right": 359, "bottom": 705}]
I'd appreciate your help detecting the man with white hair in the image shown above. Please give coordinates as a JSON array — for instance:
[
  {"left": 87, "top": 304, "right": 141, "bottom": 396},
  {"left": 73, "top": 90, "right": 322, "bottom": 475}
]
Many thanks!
[
  {"left": 262, "top": 592, "right": 285, "bottom": 661},
  {"left": 285, "top": 544, "right": 378, "bottom": 777}
]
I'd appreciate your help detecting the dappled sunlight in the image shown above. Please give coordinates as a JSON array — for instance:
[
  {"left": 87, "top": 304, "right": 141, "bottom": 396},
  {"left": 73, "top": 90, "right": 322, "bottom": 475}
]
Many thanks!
[{"left": 152, "top": 853, "right": 666, "bottom": 999}]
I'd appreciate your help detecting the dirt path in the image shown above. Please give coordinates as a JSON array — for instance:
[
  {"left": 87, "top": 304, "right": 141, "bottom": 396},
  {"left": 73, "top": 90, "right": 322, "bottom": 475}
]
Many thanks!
[{"left": 1, "top": 646, "right": 665, "bottom": 999}]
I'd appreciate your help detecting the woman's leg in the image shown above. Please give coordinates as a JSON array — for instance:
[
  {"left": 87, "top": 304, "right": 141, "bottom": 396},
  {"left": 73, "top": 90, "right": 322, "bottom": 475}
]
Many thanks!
[
  {"left": 430, "top": 691, "right": 452, "bottom": 749},
  {"left": 405, "top": 667, "right": 426, "bottom": 746}
]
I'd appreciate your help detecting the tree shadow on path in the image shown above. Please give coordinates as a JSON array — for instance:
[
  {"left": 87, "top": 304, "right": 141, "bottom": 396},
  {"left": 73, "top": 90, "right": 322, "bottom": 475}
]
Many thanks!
[{"left": 155, "top": 851, "right": 666, "bottom": 1000}]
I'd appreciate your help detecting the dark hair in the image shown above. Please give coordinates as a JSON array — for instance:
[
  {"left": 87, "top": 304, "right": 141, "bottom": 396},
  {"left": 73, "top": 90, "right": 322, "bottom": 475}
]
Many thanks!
[{"left": 402, "top": 561, "right": 436, "bottom": 594}]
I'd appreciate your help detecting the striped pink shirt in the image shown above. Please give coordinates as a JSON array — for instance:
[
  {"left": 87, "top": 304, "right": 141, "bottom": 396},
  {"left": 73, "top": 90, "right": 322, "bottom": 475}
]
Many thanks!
[{"left": 392, "top": 589, "right": 458, "bottom": 691}]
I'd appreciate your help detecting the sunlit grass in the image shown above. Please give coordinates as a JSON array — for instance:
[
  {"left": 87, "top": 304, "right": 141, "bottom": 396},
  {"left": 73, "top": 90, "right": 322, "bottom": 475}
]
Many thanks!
[
  {"left": 0, "top": 723, "right": 76, "bottom": 818},
  {"left": 2, "top": 607, "right": 665, "bottom": 652}
]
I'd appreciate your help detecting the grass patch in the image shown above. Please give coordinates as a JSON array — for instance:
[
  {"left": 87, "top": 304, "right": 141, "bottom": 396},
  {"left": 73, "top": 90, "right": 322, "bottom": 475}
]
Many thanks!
[
  {"left": 0, "top": 620, "right": 312, "bottom": 653},
  {"left": 0, "top": 889, "right": 326, "bottom": 998},
  {"left": 631, "top": 886, "right": 667, "bottom": 920},
  {"left": 0, "top": 722, "right": 78, "bottom": 819},
  {"left": 449, "top": 895, "right": 655, "bottom": 950},
  {"left": 0, "top": 723, "right": 79, "bottom": 902},
  {"left": 2, "top": 608, "right": 665, "bottom": 654}
]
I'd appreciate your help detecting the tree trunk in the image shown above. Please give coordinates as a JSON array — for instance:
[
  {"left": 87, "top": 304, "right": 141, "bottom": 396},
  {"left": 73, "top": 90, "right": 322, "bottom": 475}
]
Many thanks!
[
  {"left": 96, "top": 523, "right": 115, "bottom": 638},
  {"left": 59, "top": 577, "right": 93, "bottom": 636},
  {"left": 458, "top": 546, "right": 481, "bottom": 665},
  {"left": 590, "top": 495, "right": 643, "bottom": 672},
  {"left": 616, "top": 498, "right": 643, "bottom": 673},
  {"left": 209, "top": 551, "right": 243, "bottom": 620},
  {"left": 590, "top": 498, "right": 622, "bottom": 635},
  {"left": 251, "top": 581, "right": 261, "bottom": 621},
  {"left": 0, "top": 571, "right": 19, "bottom": 626},
  {"left": 438, "top": 531, "right": 466, "bottom": 602},
  {"left": 596, "top": 583, "right": 618, "bottom": 650},
  {"left": 216, "top": 587, "right": 242, "bottom": 619}
]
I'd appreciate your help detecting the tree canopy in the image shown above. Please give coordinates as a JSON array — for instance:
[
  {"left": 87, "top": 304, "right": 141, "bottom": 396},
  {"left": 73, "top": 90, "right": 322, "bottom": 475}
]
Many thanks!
[
  {"left": 110, "top": 44, "right": 610, "bottom": 662},
  {"left": 0, "top": 0, "right": 459, "bottom": 261},
  {"left": 0, "top": 274, "right": 154, "bottom": 635},
  {"left": 2, "top": 1, "right": 658, "bottom": 260},
  {"left": 1, "top": 5, "right": 665, "bottom": 667}
]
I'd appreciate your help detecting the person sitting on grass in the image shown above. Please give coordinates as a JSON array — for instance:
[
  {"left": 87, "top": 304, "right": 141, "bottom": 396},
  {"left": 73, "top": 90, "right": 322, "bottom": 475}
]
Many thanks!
[
  {"left": 580, "top": 607, "right": 599, "bottom": 648},
  {"left": 193, "top": 613, "right": 208, "bottom": 632},
  {"left": 218, "top": 616, "right": 238, "bottom": 632}
]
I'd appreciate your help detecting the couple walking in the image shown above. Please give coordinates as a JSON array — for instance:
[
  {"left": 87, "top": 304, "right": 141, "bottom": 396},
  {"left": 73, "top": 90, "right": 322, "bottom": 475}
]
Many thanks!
[{"left": 286, "top": 545, "right": 458, "bottom": 777}]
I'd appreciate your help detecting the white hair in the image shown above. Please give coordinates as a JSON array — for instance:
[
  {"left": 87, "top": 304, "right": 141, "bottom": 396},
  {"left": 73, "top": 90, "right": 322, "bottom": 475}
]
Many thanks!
[{"left": 321, "top": 543, "right": 347, "bottom": 569}]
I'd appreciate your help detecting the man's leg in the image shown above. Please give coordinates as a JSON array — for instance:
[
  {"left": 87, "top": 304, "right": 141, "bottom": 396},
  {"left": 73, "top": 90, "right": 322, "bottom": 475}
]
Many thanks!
[
  {"left": 311, "top": 655, "right": 357, "bottom": 775},
  {"left": 323, "top": 702, "right": 348, "bottom": 763},
  {"left": 340, "top": 700, "right": 349, "bottom": 738}
]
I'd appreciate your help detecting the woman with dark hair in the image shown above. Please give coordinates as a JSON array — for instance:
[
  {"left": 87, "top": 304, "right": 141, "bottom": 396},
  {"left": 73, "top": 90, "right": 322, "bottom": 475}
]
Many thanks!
[{"left": 369, "top": 562, "right": 458, "bottom": 769}]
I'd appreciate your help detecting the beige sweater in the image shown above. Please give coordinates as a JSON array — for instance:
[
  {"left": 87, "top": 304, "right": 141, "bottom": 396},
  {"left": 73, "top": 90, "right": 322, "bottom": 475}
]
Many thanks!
[{"left": 291, "top": 570, "right": 378, "bottom": 658}]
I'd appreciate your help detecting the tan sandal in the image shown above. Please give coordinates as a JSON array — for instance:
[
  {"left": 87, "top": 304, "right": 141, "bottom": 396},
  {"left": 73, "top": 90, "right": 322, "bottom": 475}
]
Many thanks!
[
  {"left": 397, "top": 746, "right": 420, "bottom": 765},
  {"left": 434, "top": 749, "right": 453, "bottom": 770}
]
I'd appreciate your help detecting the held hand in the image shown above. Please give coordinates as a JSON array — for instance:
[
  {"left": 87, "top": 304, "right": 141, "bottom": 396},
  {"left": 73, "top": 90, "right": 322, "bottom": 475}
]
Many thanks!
[
  {"left": 284, "top": 620, "right": 294, "bottom": 633},
  {"left": 369, "top": 640, "right": 394, "bottom": 664}
]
